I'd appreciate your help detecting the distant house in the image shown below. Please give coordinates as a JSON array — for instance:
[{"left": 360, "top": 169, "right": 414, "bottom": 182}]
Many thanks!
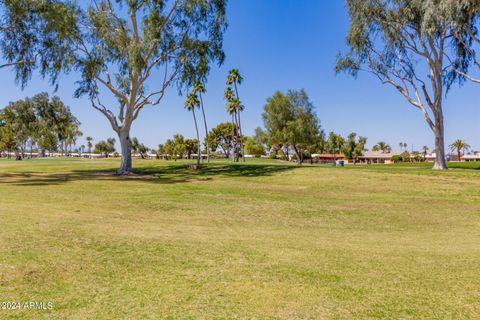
[
  {"left": 312, "top": 151, "right": 409, "bottom": 164},
  {"left": 461, "top": 153, "right": 480, "bottom": 162},
  {"left": 354, "top": 151, "right": 408, "bottom": 164},
  {"left": 311, "top": 153, "right": 345, "bottom": 164}
]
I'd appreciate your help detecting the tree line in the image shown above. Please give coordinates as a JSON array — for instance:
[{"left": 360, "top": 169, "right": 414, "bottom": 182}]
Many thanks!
[
  {"left": 1, "top": 1, "right": 479, "bottom": 170},
  {"left": 0, "top": 93, "right": 81, "bottom": 159}
]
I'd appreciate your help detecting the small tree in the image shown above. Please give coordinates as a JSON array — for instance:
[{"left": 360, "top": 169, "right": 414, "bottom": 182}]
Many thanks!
[
  {"left": 244, "top": 137, "right": 265, "bottom": 158},
  {"left": 326, "top": 132, "right": 345, "bottom": 162},
  {"left": 207, "top": 122, "right": 237, "bottom": 158},
  {"left": 94, "top": 138, "right": 116, "bottom": 158},
  {"left": 343, "top": 133, "right": 367, "bottom": 164}
]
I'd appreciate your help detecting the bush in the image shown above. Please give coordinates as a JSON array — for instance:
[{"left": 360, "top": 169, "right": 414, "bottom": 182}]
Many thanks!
[
  {"left": 269, "top": 152, "right": 276, "bottom": 159},
  {"left": 391, "top": 155, "right": 403, "bottom": 163}
]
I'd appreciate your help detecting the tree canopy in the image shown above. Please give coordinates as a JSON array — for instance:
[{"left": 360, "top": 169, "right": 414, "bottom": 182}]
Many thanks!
[{"left": 336, "top": 0, "right": 465, "bottom": 170}]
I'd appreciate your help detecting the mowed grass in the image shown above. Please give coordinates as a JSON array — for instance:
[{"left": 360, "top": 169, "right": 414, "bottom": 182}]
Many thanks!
[{"left": 0, "top": 158, "right": 480, "bottom": 319}]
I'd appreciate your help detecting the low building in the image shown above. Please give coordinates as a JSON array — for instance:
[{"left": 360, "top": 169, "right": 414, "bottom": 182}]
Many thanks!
[
  {"left": 311, "top": 153, "right": 345, "bottom": 164},
  {"left": 461, "top": 153, "right": 480, "bottom": 162},
  {"left": 354, "top": 151, "right": 408, "bottom": 164}
]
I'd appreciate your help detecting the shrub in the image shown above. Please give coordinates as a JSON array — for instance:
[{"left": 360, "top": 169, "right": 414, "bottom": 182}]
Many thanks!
[{"left": 391, "top": 155, "right": 403, "bottom": 163}]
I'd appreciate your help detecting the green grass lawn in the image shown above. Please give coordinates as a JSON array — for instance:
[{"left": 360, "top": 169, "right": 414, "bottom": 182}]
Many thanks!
[{"left": 1, "top": 158, "right": 480, "bottom": 319}]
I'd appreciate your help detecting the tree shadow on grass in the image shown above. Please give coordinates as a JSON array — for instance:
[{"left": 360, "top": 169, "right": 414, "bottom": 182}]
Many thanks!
[{"left": 0, "top": 163, "right": 299, "bottom": 186}]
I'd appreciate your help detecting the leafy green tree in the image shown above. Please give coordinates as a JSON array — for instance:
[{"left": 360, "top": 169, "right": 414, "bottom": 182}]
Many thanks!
[
  {"left": 343, "top": 133, "right": 367, "bottom": 164},
  {"left": 372, "top": 142, "right": 392, "bottom": 153},
  {"left": 0, "top": 93, "right": 81, "bottom": 158},
  {"left": 448, "top": 1, "right": 480, "bottom": 84},
  {"left": 336, "top": 0, "right": 459, "bottom": 170},
  {"left": 284, "top": 90, "right": 321, "bottom": 164},
  {"left": 173, "top": 134, "right": 186, "bottom": 160},
  {"left": 131, "top": 137, "right": 149, "bottom": 159},
  {"left": 326, "top": 132, "right": 345, "bottom": 162},
  {"left": 207, "top": 122, "right": 237, "bottom": 158},
  {"left": 94, "top": 138, "right": 116, "bottom": 158},
  {"left": 0, "top": 0, "right": 74, "bottom": 87},
  {"left": 163, "top": 139, "right": 176, "bottom": 160},
  {"left": 184, "top": 139, "right": 199, "bottom": 160},
  {"left": 262, "top": 90, "right": 321, "bottom": 163},
  {"left": 449, "top": 139, "right": 471, "bottom": 161},
  {"left": 244, "top": 137, "right": 265, "bottom": 158},
  {"left": 43, "top": 0, "right": 227, "bottom": 174}
]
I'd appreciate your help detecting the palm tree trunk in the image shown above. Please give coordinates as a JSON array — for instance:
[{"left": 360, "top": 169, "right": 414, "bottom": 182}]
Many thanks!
[
  {"left": 192, "top": 110, "right": 201, "bottom": 166},
  {"left": 234, "top": 111, "right": 241, "bottom": 162},
  {"left": 237, "top": 109, "right": 245, "bottom": 162},
  {"left": 233, "top": 82, "right": 245, "bottom": 162},
  {"left": 199, "top": 94, "right": 209, "bottom": 163},
  {"left": 231, "top": 114, "right": 236, "bottom": 162}
]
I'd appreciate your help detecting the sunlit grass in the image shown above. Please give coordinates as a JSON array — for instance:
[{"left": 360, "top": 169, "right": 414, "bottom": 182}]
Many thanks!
[{"left": 0, "top": 158, "right": 479, "bottom": 319}]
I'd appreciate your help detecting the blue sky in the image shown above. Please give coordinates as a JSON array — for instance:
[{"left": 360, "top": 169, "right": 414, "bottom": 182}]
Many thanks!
[{"left": 0, "top": 0, "right": 478, "bottom": 151}]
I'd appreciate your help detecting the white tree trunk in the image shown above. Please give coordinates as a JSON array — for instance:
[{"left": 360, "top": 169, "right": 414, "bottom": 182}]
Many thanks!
[
  {"left": 118, "top": 129, "right": 132, "bottom": 175},
  {"left": 432, "top": 112, "right": 447, "bottom": 170}
]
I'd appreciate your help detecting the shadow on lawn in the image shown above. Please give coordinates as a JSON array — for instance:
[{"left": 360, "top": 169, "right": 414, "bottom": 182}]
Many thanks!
[{"left": 0, "top": 163, "right": 299, "bottom": 186}]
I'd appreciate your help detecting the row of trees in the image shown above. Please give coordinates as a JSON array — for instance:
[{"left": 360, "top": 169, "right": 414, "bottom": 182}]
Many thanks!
[
  {"left": 0, "top": 93, "right": 81, "bottom": 158},
  {"left": 337, "top": 0, "right": 480, "bottom": 170},
  {"left": 0, "top": 0, "right": 228, "bottom": 174}
]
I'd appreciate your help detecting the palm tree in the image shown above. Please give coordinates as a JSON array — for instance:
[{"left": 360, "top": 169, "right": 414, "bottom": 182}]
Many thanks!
[
  {"left": 449, "top": 139, "right": 471, "bottom": 162},
  {"left": 224, "top": 86, "right": 237, "bottom": 161},
  {"left": 226, "top": 69, "right": 245, "bottom": 162},
  {"left": 372, "top": 141, "right": 391, "bottom": 153},
  {"left": 185, "top": 93, "right": 201, "bottom": 166},
  {"left": 399, "top": 142, "right": 407, "bottom": 151},
  {"left": 422, "top": 145, "right": 429, "bottom": 161},
  {"left": 193, "top": 81, "right": 209, "bottom": 163},
  {"left": 226, "top": 97, "right": 240, "bottom": 162},
  {"left": 86, "top": 136, "right": 93, "bottom": 158}
]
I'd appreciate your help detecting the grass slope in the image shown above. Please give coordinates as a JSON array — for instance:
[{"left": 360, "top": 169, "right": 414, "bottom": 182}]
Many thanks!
[{"left": 0, "top": 158, "right": 479, "bottom": 319}]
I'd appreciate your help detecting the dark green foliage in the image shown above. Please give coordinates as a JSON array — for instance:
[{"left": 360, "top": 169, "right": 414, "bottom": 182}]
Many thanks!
[
  {"left": 0, "top": 93, "right": 81, "bottom": 156},
  {"left": 207, "top": 122, "right": 238, "bottom": 158},
  {"left": 94, "top": 138, "right": 115, "bottom": 157},
  {"left": 244, "top": 137, "right": 265, "bottom": 157},
  {"left": 343, "top": 132, "right": 367, "bottom": 163},
  {"left": 0, "top": 0, "right": 77, "bottom": 87},
  {"left": 392, "top": 155, "right": 403, "bottom": 163},
  {"left": 262, "top": 89, "right": 322, "bottom": 164}
]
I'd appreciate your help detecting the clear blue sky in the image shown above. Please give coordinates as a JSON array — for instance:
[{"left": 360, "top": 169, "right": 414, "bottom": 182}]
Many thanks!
[{"left": 0, "top": 0, "right": 478, "bottom": 151}]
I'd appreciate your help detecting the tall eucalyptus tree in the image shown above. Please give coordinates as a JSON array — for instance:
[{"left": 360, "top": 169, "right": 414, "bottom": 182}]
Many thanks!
[
  {"left": 336, "top": 0, "right": 461, "bottom": 170},
  {"left": 40, "top": 0, "right": 226, "bottom": 174}
]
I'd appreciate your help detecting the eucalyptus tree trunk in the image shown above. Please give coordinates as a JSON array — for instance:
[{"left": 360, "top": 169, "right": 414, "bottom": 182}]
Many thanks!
[
  {"left": 432, "top": 111, "right": 447, "bottom": 170},
  {"left": 118, "top": 129, "right": 132, "bottom": 175}
]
